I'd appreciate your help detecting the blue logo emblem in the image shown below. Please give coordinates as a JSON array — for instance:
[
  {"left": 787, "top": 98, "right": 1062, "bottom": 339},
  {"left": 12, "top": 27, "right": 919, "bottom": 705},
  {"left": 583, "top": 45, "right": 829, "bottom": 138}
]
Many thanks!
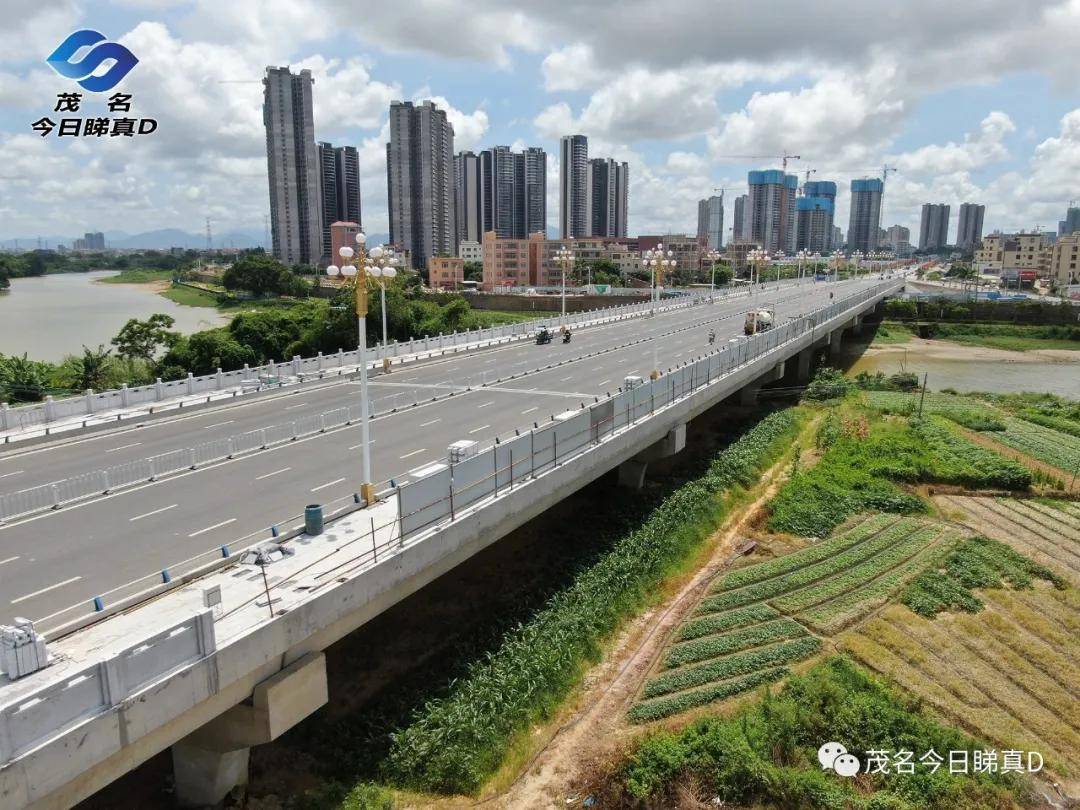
[{"left": 46, "top": 30, "right": 138, "bottom": 92}]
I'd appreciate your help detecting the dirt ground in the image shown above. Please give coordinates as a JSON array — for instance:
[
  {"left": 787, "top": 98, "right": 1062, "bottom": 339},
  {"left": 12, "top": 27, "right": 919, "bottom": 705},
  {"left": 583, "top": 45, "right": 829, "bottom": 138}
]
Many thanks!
[{"left": 863, "top": 338, "right": 1080, "bottom": 364}]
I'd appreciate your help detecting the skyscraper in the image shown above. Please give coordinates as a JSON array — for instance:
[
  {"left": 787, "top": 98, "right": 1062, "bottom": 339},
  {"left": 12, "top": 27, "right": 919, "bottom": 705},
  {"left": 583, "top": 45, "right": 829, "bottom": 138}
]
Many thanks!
[
  {"left": 316, "top": 143, "right": 362, "bottom": 261},
  {"left": 454, "top": 151, "right": 482, "bottom": 244},
  {"left": 847, "top": 178, "right": 883, "bottom": 253},
  {"left": 956, "top": 203, "right": 985, "bottom": 250},
  {"left": 697, "top": 194, "right": 724, "bottom": 250},
  {"left": 795, "top": 197, "right": 833, "bottom": 254},
  {"left": 748, "top": 170, "right": 798, "bottom": 253},
  {"left": 732, "top": 194, "right": 749, "bottom": 241},
  {"left": 519, "top": 147, "right": 547, "bottom": 237},
  {"left": 560, "top": 134, "right": 589, "bottom": 238},
  {"left": 802, "top": 181, "right": 837, "bottom": 251},
  {"left": 919, "top": 203, "right": 951, "bottom": 251},
  {"left": 1058, "top": 207, "right": 1080, "bottom": 237},
  {"left": 387, "top": 100, "right": 457, "bottom": 269},
  {"left": 263, "top": 66, "right": 322, "bottom": 267},
  {"left": 587, "top": 157, "right": 629, "bottom": 237}
]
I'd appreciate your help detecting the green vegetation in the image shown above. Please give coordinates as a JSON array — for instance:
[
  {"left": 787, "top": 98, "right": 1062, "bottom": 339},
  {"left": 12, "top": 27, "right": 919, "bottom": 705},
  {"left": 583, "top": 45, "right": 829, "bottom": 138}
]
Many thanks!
[
  {"left": 676, "top": 603, "right": 779, "bottom": 641},
  {"left": 622, "top": 657, "right": 1030, "bottom": 808},
  {"left": 0, "top": 248, "right": 196, "bottom": 281},
  {"left": 97, "top": 268, "right": 176, "bottom": 284},
  {"left": 222, "top": 252, "right": 310, "bottom": 298},
  {"left": 664, "top": 618, "right": 808, "bottom": 669},
  {"left": 871, "top": 321, "right": 916, "bottom": 344},
  {"left": 903, "top": 537, "right": 1066, "bottom": 617},
  {"left": 383, "top": 409, "right": 801, "bottom": 793},
  {"left": 770, "top": 404, "right": 1030, "bottom": 538},
  {"left": 993, "top": 417, "right": 1080, "bottom": 474},
  {"left": 160, "top": 284, "right": 221, "bottom": 308},
  {"left": 627, "top": 668, "right": 788, "bottom": 724},
  {"left": 1017, "top": 410, "right": 1080, "bottom": 438}
]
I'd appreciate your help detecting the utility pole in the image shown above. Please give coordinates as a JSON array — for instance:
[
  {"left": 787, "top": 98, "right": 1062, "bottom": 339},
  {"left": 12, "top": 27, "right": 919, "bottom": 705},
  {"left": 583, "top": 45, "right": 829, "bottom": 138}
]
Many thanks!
[{"left": 918, "top": 373, "right": 928, "bottom": 418}]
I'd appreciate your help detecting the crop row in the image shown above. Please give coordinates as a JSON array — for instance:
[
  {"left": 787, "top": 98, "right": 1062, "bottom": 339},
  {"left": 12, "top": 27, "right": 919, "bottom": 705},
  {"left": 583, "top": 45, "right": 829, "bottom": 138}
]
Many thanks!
[
  {"left": 770, "top": 525, "right": 940, "bottom": 613},
  {"left": 704, "top": 518, "right": 930, "bottom": 611},
  {"left": 664, "top": 618, "right": 808, "bottom": 669},
  {"left": 1018, "top": 410, "right": 1080, "bottom": 439},
  {"left": 643, "top": 637, "right": 821, "bottom": 699},
  {"left": 798, "top": 538, "right": 959, "bottom": 635},
  {"left": 864, "top": 391, "right": 997, "bottom": 419},
  {"left": 627, "top": 667, "right": 788, "bottom": 724},
  {"left": 677, "top": 603, "right": 779, "bottom": 641},
  {"left": 915, "top": 418, "right": 1032, "bottom": 490},
  {"left": 717, "top": 513, "right": 897, "bottom": 591},
  {"left": 993, "top": 418, "right": 1080, "bottom": 474},
  {"left": 383, "top": 410, "right": 800, "bottom": 793}
]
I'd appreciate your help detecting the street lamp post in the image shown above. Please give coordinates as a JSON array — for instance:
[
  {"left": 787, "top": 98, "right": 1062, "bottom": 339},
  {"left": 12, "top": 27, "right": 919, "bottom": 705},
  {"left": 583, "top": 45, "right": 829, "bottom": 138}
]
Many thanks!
[
  {"left": 748, "top": 248, "right": 770, "bottom": 293},
  {"left": 367, "top": 246, "right": 399, "bottom": 366},
  {"left": 554, "top": 244, "right": 574, "bottom": 327},
  {"left": 642, "top": 243, "right": 675, "bottom": 378},
  {"left": 705, "top": 248, "right": 720, "bottom": 298},
  {"left": 326, "top": 232, "right": 377, "bottom": 506}
]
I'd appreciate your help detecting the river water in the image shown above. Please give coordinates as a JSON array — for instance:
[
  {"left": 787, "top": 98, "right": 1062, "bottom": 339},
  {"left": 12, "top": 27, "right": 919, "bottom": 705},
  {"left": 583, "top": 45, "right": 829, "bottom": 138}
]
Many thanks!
[
  {"left": 849, "top": 348, "right": 1080, "bottom": 398},
  {"left": 0, "top": 271, "right": 228, "bottom": 362}
]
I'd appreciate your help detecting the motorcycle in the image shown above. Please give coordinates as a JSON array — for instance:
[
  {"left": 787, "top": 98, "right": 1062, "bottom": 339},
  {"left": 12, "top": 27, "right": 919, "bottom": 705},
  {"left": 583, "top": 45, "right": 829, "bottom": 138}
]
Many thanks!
[
  {"left": 708, "top": 331, "right": 716, "bottom": 345},
  {"left": 563, "top": 331, "right": 572, "bottom": 344}
]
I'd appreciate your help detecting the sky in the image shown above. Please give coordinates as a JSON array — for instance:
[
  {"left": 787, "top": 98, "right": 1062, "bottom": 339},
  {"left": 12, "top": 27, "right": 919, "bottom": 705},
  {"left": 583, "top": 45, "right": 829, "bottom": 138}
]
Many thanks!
[{"left": 0, "top": 0, "right": 1078, "bottom": 247}]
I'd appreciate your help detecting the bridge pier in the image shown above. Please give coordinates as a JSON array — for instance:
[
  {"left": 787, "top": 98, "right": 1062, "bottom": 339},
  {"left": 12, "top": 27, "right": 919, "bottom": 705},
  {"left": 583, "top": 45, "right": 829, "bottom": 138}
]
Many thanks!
[
  {"left": 617, "top": 423, "right": 687, "bottom": 489},
  {"left": 828, "top": 329, "right": 843, "bottom": 357},
  {"left": 171, "top": 652, "right": 328, "bottom": 806},
  {"left": 739, "top": 361, "right": 785, "bottom": 405}
]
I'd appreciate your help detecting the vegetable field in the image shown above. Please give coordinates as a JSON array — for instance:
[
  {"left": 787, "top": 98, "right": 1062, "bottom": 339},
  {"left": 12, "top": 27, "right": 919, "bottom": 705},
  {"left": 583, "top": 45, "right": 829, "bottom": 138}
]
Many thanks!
[
  {"left": 993, "top": 418, "right": 1080, "bottom": 475},
  {"left": 630, "top": 514, "right": 962, "bottom": 722}
]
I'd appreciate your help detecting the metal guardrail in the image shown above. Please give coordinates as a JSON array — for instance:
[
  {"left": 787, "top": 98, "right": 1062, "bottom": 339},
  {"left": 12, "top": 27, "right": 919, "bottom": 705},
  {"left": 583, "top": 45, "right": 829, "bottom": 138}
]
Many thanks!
[
  {"left": 30, "top": 280, "right": 900, "bottom": 639},
  {"left": 0, "top": 290, "right": 725, "bottom": 434}
]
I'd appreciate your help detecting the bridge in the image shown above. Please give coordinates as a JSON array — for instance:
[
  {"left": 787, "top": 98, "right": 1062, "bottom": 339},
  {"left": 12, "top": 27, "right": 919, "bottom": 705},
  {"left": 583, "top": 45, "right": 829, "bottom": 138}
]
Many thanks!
[{"left": 0, "top": 275, "right": 904, "bottom": 808}]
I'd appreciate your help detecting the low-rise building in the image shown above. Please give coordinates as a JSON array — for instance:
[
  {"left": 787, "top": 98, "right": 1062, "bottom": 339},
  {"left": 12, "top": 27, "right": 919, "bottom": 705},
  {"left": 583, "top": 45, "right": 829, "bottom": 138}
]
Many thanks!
[
  {"left": 974, "top": 232, "right": 1052, "bottom": 277},
  {"left": 1049, "top": 235, "right": 1080, "bottom": 288},
  {"left": 482, "top": 230, "right": 531, "bottom": 288},
  {"left": 428, "top": 255, "right": 464, "bottom": 290},
  {"left": 458, "top": 240, "right": 482, "bottom": 263}
]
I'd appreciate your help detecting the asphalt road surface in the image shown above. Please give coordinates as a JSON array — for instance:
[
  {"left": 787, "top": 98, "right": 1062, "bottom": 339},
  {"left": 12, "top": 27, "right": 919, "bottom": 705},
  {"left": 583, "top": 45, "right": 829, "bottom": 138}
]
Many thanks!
[{"left": 0, "top": 277, "right": 886, "bottom": 623}]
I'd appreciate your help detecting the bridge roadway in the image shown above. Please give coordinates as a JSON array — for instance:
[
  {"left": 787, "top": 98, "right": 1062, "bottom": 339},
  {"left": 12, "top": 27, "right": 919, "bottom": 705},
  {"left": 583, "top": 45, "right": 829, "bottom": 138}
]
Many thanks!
[{"left": 0, "top": 277, "right": 880, "bottom": 625}]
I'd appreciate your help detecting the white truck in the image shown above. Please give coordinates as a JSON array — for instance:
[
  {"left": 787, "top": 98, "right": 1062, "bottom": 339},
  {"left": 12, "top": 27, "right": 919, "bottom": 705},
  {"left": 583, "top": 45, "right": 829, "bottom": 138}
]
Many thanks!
[{"left": 744, "top": 307, "right": 775, "bottom": 335}]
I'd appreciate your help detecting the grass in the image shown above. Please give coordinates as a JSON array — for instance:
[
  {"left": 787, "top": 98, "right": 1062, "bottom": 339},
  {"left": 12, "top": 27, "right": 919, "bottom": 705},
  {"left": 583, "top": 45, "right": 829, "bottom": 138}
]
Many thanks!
[
  {"left": 97, "top": 268, "right": 175, "bottom": 284},
  {"left": 871, "top": 321, "right": 916, "bottom": 345},
  {"left": 870, "top": 319, "right": 1080, "bottom": 351},
  {"left": 160, "top": 284, "right": 222, "bottom": 308}
]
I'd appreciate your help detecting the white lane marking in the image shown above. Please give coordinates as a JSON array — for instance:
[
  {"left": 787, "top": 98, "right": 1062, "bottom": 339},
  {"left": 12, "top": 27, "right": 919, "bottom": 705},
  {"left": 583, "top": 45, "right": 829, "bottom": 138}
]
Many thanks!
[
  {"left": 348, "top": 440, "right": 376, "bottom": 450},
  {"left": 521, "top": 407, "right": 539, "bottom": 414},
  {"left": 284, "top": 403, "right": 307, "bottom": 410},
  {"left": 408, "top": 461, "right": 436, "bottom": 473},
  {"left": 598, "top": 379, "right": 611, "bottom": 386},
  {"left": 0, "top": 470, "right": 23, "bottom": 479},
  {"left": 559, "top": 376, "right": 573, "bottom": 382},
  {"left": 188, "top": 518, "right": 237, "bottom": 538},
  {"left": 201, "top": 420, "right": 234, "bottom": 429},
  {"left": 11, "top": 576, "right": 82, "bottom": 604},
  {"left": 468, "top": 424, "right": 490, "bottom": 434},
  {"left": 420, "top": 418, "right": 442, "bottom": 427},
  {"left": 484, "top": 359, "right": 497, "bottom": 364},
  {"left": 311, "top": 477, "right": 347, "bottom": 492},
  {"left": 399, "top": 448, "right": 426, "bottom": 459},
  {"left": 477, "top": 401, "right": 495, "bottom": 408},
  {"left": 590, "top": 366, "right": 603, "bottom": 372},
  {"left": 255, "top": 467, "right": 292, "bottom": 481},
  {"left": 129, "top": 503, "right": 179, "bottom": 522},
  {"left": 0, "top": 556, "right": 20, "bottom": 566},
  {"left": 105, "top": 442, "right": 142, "bottom": 453}
]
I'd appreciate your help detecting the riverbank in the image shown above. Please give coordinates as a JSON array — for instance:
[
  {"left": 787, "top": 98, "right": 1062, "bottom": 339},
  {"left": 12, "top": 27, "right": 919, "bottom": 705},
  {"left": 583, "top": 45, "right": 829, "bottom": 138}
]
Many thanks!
[{"left": 873, "top": 319, "right": 1080, "bottom": 352}]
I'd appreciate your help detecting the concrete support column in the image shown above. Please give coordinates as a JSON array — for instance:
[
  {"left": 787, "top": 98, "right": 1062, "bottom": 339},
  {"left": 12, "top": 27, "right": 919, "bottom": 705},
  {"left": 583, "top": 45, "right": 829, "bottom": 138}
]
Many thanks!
[
  {"left": 172, "top": 742, "right": 250, "bottom": 807},
  {"left": 617, "top": 459, "right": 648, "bottom": 489},
  {"left": 828, "top": 329, "right": 843, "bottom": 356},
  {"left": 850, "top": 314, "right": 864, "bottom": 336},
  {"left": 795, "top": 348, "right": 813, "bottom": 383},
  {"left": 739, "top": 384, "right": 761, "bottom": 406}
]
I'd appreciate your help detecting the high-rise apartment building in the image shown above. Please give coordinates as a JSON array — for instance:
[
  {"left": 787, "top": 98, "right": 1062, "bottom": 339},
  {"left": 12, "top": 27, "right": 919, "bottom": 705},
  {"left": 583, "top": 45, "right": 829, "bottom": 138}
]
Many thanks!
[
  {"left": 747, "top": 170, "right": 797, "bottom": 253},
  {"left": 847, "top": 178, "right": 883, "bottom": 253},
  {"left": 263, "top": 66, "right": 322, "bottom": 267},
  {"left": 386, "top": 100, "right": 457, "bottom": 270},
  {"left": 956, "top": 203, "right": 984, "bottom": 250},
  {"left": 697, "top": 194, "right": 724, "bottom": 250},
  {"left": 1058, "top": 207, "right": 1080, "bottom": 237},
  {"left": 732, "top": 194, "right": 749, "bottom": 241},
  {"left": 519, "top": 147, "right": 547, "bottom": 238},
  {"left": 919, "top": 203, "right": 951, "bottom": 251},
  {"left": 802, "top": 181, "right": 836, "bottom": 251},
  {"left": 316, "top": 142, "right": 362, "bottom": 261},
  {"left": 833, "top": 226, "right": 844, "bottom": 248},
  {"left": 795, "top": 197, "right": 833, "bottom": 254},
  {"left": 587, "top": 157, "right": 629, "bottom": 238},
  {"left": 560, "top": 134, "right": 589, "bottom": 238},
  {"left": 454, "top": 151, "right": 482, "bottom": 244},
  {"left": 82, "top": 231, "right": 105, "bottom": 250}
]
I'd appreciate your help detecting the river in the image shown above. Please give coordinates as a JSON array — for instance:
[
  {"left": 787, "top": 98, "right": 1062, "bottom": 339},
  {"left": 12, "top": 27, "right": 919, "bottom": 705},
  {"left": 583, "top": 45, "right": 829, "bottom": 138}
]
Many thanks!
[
  {"left": 849, "top": 340, "right": 1080, "bottom": 398},
  {"left": 0, "top": 271, "right": 229, "bottom": 362}
]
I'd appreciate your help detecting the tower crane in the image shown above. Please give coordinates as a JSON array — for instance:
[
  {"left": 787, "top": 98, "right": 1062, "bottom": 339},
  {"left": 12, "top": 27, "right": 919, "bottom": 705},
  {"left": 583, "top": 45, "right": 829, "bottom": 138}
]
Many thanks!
[{"left": 713, "top": 153, "right": 802, "bottom": 172}]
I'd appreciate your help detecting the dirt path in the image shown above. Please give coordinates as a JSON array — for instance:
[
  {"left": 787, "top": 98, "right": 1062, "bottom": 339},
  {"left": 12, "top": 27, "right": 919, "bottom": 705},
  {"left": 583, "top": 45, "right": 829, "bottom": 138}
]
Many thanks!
[
  {"left": 491, "top": 454, "right": 799, "bottom": 809},
  {"left": 955, "top": 426, "right": 1077, "bottom": 491}
]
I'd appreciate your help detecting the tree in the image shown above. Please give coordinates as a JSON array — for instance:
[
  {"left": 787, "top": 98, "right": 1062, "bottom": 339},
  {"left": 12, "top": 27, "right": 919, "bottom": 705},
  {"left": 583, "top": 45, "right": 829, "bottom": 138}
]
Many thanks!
[
  {"left": 463, "top": 261, "right": 483, "bottom": 282},
  {"left": 588, "top": 258, "right": 621, "bottom": 286},
  {"left": 0, "top": 353, "right": 47, "bottom": 402},
  {"left": 0, "top": 256, "right": 11, "bottom": 289},
  {"left": 712, "top": 264, "right": 734, "bottom": 286},
  {"left": 23, "top": 252, "right": 47, "bottom": 277},
  {"left": 111, "top": 314, "right": 179, "bottom": 362},
  {"left": 222, "top": 253, "right": 307, "bottom": 297},
  {"left": 64, "top": 345, "right": 113, "bottom": 391}
]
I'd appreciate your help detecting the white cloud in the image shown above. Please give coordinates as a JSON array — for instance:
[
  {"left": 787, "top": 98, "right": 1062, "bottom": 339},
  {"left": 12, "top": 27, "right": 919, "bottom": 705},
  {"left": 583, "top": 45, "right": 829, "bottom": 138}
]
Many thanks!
[
  {"left": 541, "top": 43, "right": 611, "bottom": 92},
  {"left": 422, "top": 95, "right": 489, "bottom": 151},
  {"left": 890, "top": 112, "right": 1016, "bottom": 176}
]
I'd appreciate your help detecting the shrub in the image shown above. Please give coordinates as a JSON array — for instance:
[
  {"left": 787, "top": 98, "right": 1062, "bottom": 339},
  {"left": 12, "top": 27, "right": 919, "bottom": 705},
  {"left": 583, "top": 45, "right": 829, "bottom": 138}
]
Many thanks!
[{"left": 804, "top": 367, "right": 852, "bottom": 401}]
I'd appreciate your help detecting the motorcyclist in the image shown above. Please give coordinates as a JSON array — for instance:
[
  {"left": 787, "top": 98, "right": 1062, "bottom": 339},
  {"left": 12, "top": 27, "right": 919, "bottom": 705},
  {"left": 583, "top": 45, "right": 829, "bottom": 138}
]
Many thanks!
[
  {"left": 563, "top": 329, "right": 572, "bottom": 343},
  {"left": 708, "top": 329, "right": 716, "bottom": 345}
]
